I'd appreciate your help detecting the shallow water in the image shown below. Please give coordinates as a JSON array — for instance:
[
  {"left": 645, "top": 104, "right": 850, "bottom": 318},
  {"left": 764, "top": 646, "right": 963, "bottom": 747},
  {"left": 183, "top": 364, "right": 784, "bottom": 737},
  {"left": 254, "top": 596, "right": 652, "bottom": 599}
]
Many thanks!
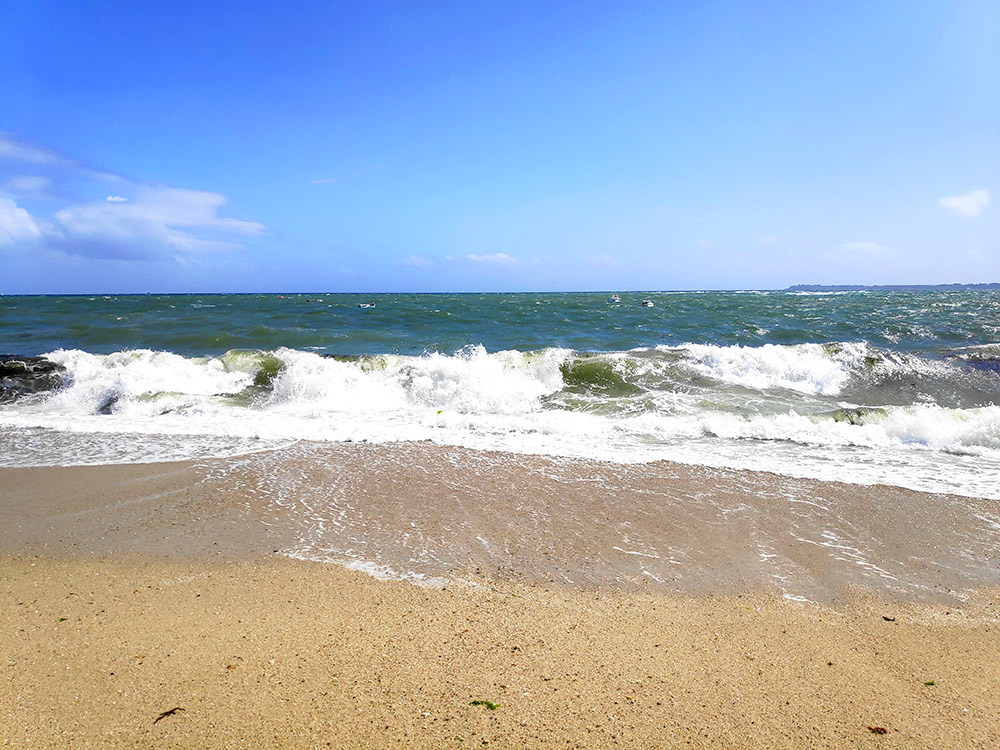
[{"left": 206, "top": 441, "right": 1000, "bottom": 602}]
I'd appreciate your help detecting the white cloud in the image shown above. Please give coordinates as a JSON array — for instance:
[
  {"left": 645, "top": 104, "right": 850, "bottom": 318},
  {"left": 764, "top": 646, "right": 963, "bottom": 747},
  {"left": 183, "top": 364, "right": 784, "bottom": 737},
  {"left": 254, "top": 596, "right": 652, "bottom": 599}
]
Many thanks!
[
  {"left": 839, "top": 241, "right": 890, "bottom": 256},
  {"left": 0, "top": 198, "right": 43, "bottom": 245},
  {"left": 939, "top": 189, "right": 990, "bottom": 217},
  {"left": 52, "top": 186, "right": 265, "bottom": 259},
  {"left": 399, "top": 254, "right": 431, "bottom": 267},
  {"left": 696, "top": 239, "right": 713, "bottom": 248},
  {"left": 466, "top": 252, "right": 518, "bottom": 264},
  {"left": 0, "top": 133, "right": 268, "bottom": 261}
]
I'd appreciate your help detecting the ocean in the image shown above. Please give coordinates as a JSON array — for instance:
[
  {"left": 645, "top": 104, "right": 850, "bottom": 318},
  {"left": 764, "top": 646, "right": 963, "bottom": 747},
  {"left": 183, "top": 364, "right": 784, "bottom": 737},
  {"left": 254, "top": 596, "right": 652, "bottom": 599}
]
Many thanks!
[{"left": 2, "top": 290, "right": 999, "bottom": 499}]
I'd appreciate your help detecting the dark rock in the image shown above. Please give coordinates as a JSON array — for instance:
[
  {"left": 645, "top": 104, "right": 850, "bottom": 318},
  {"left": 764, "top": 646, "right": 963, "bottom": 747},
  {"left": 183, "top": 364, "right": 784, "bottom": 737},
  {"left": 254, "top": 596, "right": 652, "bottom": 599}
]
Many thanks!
[{"left": 0, "top": 355, "right": 67, "bottom": 403}]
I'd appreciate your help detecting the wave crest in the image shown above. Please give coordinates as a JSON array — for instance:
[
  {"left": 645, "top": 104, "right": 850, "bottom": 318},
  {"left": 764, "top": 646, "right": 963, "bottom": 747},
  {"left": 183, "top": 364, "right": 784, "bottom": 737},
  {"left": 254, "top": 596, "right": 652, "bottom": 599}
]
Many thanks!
[
  {"left": 1, "top": 342, "right": 998, "bottom": 497},
  {"left": 266, "top": 345, "right": 568, "bottom": 416}
]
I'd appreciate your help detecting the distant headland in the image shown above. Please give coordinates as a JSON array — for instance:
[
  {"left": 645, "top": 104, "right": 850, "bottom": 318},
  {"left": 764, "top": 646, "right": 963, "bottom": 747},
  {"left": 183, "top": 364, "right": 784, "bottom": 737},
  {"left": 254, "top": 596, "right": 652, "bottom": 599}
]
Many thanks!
[{"left": 785, "top": 283, "right": 1000, "bottom": 292}]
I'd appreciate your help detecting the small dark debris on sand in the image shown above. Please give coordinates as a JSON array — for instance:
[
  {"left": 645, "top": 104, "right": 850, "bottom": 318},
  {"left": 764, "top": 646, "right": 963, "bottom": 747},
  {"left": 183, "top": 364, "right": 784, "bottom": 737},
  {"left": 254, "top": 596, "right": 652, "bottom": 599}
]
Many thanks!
[{"left": 153, "top": 706, "right": 185, "bottom": 724}]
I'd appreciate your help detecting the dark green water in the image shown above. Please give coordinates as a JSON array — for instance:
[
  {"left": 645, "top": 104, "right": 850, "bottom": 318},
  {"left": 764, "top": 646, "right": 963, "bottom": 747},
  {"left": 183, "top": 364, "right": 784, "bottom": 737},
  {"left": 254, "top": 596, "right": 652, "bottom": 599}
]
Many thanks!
[{"left": 3, "top": 290, "right": 999, "bottom": 357}]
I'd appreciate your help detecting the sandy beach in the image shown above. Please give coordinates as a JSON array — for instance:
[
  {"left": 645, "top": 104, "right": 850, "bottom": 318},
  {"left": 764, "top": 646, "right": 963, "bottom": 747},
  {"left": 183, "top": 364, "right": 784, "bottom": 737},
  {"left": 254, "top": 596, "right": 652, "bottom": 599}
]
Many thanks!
[
  {"left": 6, "top": 0, "right": 999, "bottom": 745},
  {"left": 2, "top": 442, "right": 999, "bottom": 748}
]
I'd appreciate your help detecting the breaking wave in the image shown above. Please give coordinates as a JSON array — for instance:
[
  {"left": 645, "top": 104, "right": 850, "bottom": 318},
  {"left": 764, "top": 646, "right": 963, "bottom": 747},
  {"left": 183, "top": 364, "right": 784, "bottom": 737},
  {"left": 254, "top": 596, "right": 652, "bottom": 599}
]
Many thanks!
[{"left": 1, "top": 341, "right": 998, "bottom": 497}]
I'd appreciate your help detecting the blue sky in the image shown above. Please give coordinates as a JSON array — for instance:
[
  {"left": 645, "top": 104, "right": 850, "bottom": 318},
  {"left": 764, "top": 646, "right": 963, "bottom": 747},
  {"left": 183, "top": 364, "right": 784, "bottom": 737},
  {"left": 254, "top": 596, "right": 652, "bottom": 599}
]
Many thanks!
[{"left": 1, "top": 0, "right": 997, "bottom": 293}]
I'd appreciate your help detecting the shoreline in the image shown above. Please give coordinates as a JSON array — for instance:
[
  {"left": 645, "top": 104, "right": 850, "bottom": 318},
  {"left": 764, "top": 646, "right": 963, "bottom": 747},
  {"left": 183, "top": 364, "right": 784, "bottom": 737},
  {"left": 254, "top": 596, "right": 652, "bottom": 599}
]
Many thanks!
[
  {"left": 2, "top": 442, "right": 999, "bottom": 746},
  {"left": 2, "top": 440, "right": 998, "bottom": 601}
]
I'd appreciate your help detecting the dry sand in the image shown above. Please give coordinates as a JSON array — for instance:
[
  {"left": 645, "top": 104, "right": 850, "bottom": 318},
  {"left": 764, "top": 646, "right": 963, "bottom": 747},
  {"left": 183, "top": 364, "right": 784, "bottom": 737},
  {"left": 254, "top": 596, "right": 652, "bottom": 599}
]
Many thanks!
[{"left": 2, "top": 444, "right": 999, "bottom": 748}]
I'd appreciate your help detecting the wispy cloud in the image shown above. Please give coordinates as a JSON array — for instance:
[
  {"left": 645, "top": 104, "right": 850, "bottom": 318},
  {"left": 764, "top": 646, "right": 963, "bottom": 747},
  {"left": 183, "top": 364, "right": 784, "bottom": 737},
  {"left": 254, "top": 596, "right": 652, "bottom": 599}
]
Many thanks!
[
  {"left": 52, "top": 186, "right": 265, "bottom": 259},
  {"left": 399, "top": 254, "right": 431, "bottom": 267},
  {"left": 1, "top": 175, "right": 52, "bottom": 200},
  {"left": 466, "top": 252, "right": 518, "bottom": 264},
  {"left": 0, "top": 133, "right": 72, "bottom": 168},
  {"left": 939, "top": 189, "right": 990, "bottom": 217},
  {"left": 465, "top": 253, "right": 520, "bottom": 265},
  {"left": 0, "top": 134, "right": 267, "bottom": 261}
]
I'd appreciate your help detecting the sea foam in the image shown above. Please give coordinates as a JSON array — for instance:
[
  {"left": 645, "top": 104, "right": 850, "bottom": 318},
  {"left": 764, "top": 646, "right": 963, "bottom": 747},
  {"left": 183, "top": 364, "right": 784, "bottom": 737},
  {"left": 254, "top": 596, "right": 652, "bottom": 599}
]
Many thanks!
[{"left": 1, "top": 341, "right": 998, "bottom": 498}]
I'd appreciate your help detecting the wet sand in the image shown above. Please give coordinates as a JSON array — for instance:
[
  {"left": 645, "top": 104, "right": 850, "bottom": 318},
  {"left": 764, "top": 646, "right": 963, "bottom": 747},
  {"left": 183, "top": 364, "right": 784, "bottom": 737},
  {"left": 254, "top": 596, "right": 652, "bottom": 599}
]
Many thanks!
[{"left": 2, "top": 442, "right": 999, "bottom": 747}]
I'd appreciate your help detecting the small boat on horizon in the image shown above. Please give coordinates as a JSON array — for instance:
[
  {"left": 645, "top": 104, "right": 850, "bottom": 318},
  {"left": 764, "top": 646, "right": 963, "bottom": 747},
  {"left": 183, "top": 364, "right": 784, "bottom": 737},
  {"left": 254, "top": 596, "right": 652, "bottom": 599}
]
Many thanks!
[
  {"left": 640, "top": 299, "right": 654, "bottom": 307},
  {"left": 358, "top": 301, "right": 376, "bottom": 308},
  {"left": 608, "top": 294, "right": 621, "bottom": 303}
]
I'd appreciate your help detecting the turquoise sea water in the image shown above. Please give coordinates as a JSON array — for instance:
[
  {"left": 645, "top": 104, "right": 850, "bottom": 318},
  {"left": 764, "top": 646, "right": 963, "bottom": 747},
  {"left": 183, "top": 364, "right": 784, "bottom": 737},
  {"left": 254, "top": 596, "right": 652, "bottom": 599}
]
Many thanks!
[{"left": 2, "top": 290, "right": 999, "bottom": 498}]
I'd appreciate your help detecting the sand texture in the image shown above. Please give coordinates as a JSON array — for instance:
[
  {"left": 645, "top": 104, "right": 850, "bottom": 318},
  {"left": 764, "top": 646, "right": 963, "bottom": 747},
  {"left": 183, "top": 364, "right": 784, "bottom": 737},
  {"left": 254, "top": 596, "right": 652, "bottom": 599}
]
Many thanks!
[{"left": 2, "top": 442, "right": 999, "bottom": 748}]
